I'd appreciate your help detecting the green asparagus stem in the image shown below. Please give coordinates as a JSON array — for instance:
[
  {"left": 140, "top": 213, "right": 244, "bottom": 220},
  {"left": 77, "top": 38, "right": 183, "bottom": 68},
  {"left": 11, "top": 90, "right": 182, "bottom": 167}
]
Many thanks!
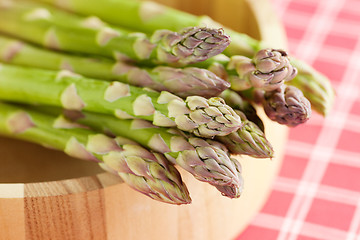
[
  {"left": 263, "top": 85, "right": 312, "bottom": 127},
  {"left": 0, "top": 35, "right": 230, "bottom": 98},
  {"left": 218, "top": 90, "right": 274, "bottom": 158},
  {"left": 34, "top": 0, "right": 334, "bottom": 114},
  {"left": 287, "top": 59, "right": 335, "bottom": 116},
  {"left": 0, "top": 63, "right": 241, "bottom": 138},
  {"left": 0, "top": 101, "right": 191, "bottom": 204},
  {"left": 0, "top": 1, "right": 230, "bottom": 66},
  {"left": 30, "top": 105, "right": 244, "bottom": 198}
]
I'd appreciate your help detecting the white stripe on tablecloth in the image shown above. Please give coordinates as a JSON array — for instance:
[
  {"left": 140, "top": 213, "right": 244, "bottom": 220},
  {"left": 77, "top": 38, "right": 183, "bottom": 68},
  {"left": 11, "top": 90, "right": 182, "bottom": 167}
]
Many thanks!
[{"left": 331, "top": 149, "right": 360, "bottom": 168}]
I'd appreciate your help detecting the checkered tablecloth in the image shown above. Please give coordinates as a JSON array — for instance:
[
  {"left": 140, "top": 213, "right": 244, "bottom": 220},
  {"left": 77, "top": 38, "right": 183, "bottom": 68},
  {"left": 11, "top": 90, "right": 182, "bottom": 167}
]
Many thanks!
[{"left": 236, "top": 0, "right": 360, "bottom": 239}]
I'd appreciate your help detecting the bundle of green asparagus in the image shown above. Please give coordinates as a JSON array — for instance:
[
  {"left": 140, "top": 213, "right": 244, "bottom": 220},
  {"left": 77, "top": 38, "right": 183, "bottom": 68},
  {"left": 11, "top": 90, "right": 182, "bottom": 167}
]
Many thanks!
[
  {"left": 29, "top": 0, "right": 335, "bottom": 116},
  {"left": 0, "top": 0, "right": 335, "bottom": 204}
]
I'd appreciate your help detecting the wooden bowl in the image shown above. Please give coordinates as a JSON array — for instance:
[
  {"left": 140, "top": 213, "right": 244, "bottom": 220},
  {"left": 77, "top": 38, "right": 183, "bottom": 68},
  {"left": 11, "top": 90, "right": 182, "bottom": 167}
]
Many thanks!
[{"left": 0, "top": 0, "right": 288, "bottom": 239}]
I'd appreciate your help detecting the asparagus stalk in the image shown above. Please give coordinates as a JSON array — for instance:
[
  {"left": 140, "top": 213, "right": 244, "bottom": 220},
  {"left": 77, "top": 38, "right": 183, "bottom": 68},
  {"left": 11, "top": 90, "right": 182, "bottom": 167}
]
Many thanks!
[
  {"left": 263, "top": 85, "right": 312, "bottom": 127},
  {"left": 218, "top": 90, "right": 274, "bottom": 158},
  {"left": 0, "top": 101, "right": 191, "bottom": 204},
  {"left": 34, "top": 0, "right": 335, "bottom": 114},
  {"left": 30, "top": 105, "right": 244, "bottom": 198},
  {"left": 0, "top": 35, "right": 230, "bottom": 98},
  {"left": 32, "top": 0, "right": 259, "bottom": 57},
  {"left": 0, "top": 64, "right": 241, "bottom": 138},
  {"left": 0, "top": 1, "right": 230, "bottom": 66},
  {"left": 287, "top": 59, "right": 335, "bottom": 116}
]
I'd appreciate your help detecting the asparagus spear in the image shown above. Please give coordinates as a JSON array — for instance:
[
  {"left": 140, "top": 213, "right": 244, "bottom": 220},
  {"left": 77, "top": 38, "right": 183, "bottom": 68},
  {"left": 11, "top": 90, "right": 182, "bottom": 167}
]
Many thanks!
[
  {"left": 263, "top": 85, "right": 312, "bottom": 127},
  {"left": 30, "top": 105, "right": 244, "bottom": 198},
  {"left": 227, "top": 49, "right": 297, "bottom": 91},
  {"left": 287, "top": 59, "right": 335, "bottom": 116},
  {"left": 218, "top": 90, "right": 274, "bottom": 158},
  {"left": 0, "top": 1, "right": 230, "bottom": 66},
  {"left": 34, "top": 0, "right": 334, "bottom": 114},
  {"left": 0, "top": 35, "right": 230, "bottom": 98},
  {"left": 0, "top": 101, "right": 191, "bottom": 204},
  {"left": 201, "top": 49, "right": 297, "bottom": 92},
  {"left": 0, "top": 64, "right": 241, "bottom": 138},
  {"left": 32, "top": 0, "right": 259, "bottom": 57}
]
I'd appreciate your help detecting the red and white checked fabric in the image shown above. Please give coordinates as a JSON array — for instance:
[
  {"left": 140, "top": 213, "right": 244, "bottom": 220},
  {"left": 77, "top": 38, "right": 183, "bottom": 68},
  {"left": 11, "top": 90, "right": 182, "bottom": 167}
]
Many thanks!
[{"left": 236, "top": 0, "right": 360, "bottom": 239}]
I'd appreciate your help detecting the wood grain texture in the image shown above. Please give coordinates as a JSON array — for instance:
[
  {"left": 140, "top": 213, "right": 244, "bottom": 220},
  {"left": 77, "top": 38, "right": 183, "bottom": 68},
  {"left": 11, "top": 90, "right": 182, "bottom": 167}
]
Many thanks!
[
  {"left": 24, "top": 190, "right": 107, "bottom": 240},
  {"left": 0, "top": 0, "right": 288, "bottom": 239},
  {"left": 0, "top": 198, "right": 25, "bottom": 240}
]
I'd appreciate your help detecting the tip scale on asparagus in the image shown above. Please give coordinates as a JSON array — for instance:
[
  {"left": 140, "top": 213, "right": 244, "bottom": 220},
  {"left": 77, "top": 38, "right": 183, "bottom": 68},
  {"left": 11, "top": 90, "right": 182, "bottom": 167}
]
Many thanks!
[
  {"left": 151, "top": 26, "right": 231, "bottom": 66},
  {"left": 177, "top": 96, "right": 242, "bottom": 138}
]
